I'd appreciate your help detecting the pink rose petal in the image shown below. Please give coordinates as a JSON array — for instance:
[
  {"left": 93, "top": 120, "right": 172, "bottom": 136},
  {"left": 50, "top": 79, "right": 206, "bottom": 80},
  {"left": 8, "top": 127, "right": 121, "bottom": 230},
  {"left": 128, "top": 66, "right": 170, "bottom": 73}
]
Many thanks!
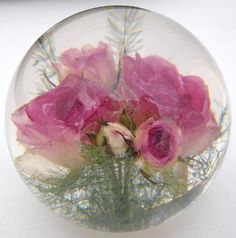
[
  {"left": 12, "top": 74, "right": 109, "bottom": 168},
  {"left": 121, "top": 54, "right": 219, "bottom": 157},
  {"left": 134, "top": 118, "right": 182, "bottom": 168},
  {"left": 60, "top": 42, "right": 116, "bottom": 89}
]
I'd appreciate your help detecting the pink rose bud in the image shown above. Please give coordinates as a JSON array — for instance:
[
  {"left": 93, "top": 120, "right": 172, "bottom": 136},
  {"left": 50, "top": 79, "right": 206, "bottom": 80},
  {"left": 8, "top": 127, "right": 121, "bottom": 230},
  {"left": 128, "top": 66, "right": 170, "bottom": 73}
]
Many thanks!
[
  {"left": 96, "top": 122, "right": 134, "bottom": 155},
  {"left": 134, "top": 118, "right": 182, "bottom": 168}
]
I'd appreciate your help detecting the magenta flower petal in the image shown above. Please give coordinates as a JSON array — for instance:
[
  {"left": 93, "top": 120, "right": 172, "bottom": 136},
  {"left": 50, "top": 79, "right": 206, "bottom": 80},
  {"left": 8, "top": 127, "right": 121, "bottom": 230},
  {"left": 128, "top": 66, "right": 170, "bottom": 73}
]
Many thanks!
[
  {"left": 121, "top": 54, "right": 219, "bottom": 157},
  {"left": 12, "top": 74, "right": 109, "bottom": 168},
  {"left": 60, "top": 42, "right": 116, "bottom": 89},
  {"left": 121, "top": 54, "right": 182, "bottom": 106},
  {"left": 180, "top": 115, "right": 219, "bottom": 157},
  {"left": 178, "top": 76, "right": 219, "bottom": 156},
  {"left": 129, "top": 96, "right": 160, "bottom": 126}
]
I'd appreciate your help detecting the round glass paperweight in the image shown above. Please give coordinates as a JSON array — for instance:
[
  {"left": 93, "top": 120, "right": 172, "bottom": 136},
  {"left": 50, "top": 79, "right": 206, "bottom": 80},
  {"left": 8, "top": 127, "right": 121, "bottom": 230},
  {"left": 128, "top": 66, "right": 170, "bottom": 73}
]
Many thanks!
[{"left": 6, "top": 6, "right": 230, "bottom": 232}]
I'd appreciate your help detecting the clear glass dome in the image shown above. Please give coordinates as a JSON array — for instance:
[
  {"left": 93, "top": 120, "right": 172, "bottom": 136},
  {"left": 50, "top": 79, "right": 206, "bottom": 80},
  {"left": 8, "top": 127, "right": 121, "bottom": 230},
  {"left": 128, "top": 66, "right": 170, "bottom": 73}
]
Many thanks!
[{"left": 6, "top": 6, "right": 230, "bottom": 232}]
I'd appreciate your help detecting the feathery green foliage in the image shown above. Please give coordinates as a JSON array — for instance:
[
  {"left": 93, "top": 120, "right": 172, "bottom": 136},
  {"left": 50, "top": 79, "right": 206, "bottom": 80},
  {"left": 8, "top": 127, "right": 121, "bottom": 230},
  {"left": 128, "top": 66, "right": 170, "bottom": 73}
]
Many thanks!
[
  {"left": 106, "top": 7, "right": 144, "bottom": 87},
  {"left": 23, "top": 144, "right": 187, "bottom": 231},
  {"left": 32, "top": 33, "right": 60, "bottom": 94}
]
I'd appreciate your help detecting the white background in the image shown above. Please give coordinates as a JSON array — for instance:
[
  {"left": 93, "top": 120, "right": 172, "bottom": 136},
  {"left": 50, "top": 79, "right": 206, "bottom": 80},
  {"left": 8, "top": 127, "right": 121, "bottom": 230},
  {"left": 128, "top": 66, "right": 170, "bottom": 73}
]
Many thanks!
[{"left": 0, "top": 0, "right": 236, "bottom": 237}]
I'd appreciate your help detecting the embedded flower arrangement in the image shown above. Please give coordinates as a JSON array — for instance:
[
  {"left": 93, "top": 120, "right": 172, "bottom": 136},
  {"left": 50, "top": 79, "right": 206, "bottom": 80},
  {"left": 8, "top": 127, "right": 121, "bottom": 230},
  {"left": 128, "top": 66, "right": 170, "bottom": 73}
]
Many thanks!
[{"left": 10, "top": 8, "right": 229, "bottom": 231}]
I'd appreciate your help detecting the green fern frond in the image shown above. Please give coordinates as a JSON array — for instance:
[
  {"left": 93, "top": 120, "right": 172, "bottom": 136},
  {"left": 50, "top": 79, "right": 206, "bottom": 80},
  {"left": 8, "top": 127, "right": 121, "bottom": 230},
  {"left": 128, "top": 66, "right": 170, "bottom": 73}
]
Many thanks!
[
  {"left": 22, "top": 144, "right": 188, "bottom": 231},
  {"left": 32, "top": 33, "right": 61, "bottom": 94},
  {"left": 106, "top": 8, "right": 144, "bottom": 57},
  {"left": 106, "top": 7, "right": 144, "bottom": 87}
]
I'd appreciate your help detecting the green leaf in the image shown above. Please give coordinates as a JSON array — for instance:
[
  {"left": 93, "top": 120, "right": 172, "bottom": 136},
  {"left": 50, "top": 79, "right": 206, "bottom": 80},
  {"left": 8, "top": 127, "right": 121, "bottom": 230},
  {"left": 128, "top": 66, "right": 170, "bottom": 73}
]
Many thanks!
[
  {"left": 86, "top": 133, "right": 97, "bottom": 145},
  {"left": 119, "top": 109, "right": 136, "bottom": 131},
  {"left": 95, "top": 126, "right": 106, "bottom": 146}
]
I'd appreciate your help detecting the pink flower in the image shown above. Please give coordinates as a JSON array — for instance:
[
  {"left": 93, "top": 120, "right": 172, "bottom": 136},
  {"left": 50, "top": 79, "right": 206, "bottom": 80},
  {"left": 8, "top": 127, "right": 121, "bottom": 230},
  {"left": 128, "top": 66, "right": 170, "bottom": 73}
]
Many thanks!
[
  {"left": 57, "top": 42, "right": 116, "bottom": 89},
  {"left": 81, "top": 96, "right": 122, "bottom": 137},
  {"left": 83, "top": 95, "right": 160, "bottom": 137},
  {"left": 134, "top": 118, "right": 182, "bottom": 168},
  {"left": 120, "top": 54, "right": 182, "bottom": 105},
  {"left": 126, "top": 96, "right": 160, "bottom": 127},
  {"left": 178, "top": 76, "right": 219, "bottom": 156},
  {"left": 12, "top": 74, "right": 108, "bottom": 168},
  {"left": 121, "top": 54, "right": 219, "bottom": 157}
]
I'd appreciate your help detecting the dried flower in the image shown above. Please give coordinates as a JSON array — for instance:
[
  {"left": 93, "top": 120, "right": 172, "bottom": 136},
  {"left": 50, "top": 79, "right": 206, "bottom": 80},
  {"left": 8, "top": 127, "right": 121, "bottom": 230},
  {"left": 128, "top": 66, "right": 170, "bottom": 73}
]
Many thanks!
[
  {"left": 57, "top": 42, "right": 116, "bottom": 89},
  {"left": 134, "top": 118, "right": 181, "bottom": 168},
  {"left": 12, "top": 75, "right": 108, "bottom": 168},
  {"left": 97, "top": 122, "right": 134, "bottom": 155},
  {"left": 121, "top": 54, "right": 219, "bottom": 157}
]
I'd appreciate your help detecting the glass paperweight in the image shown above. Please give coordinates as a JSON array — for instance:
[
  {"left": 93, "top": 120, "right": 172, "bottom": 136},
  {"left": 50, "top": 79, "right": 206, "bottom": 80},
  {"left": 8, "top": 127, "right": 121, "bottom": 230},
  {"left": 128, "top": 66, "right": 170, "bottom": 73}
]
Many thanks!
[{"left": 6, "top": 6, "right": 230, "bottom": 232}]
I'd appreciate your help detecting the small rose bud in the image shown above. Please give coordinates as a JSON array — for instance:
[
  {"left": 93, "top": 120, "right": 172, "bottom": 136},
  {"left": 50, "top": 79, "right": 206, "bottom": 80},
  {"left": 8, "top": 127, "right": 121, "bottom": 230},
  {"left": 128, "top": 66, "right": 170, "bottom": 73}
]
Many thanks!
[
  {"left": 96, "top": 122, "right": 134, "bottom": 155},
  {"left": 134, "top": 118, "right": 182, "bottom": 168}
]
